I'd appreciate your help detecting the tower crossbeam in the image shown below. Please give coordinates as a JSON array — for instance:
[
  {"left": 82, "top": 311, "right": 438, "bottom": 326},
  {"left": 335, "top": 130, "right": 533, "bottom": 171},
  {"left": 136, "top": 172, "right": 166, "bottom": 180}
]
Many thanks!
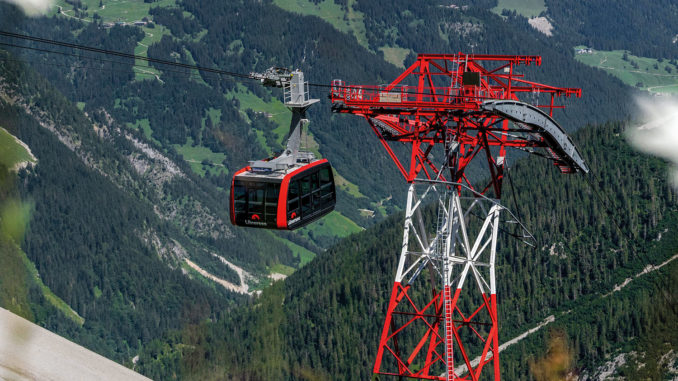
[{"left": 331, "top": 53, "right": 586, "bottom": 380}]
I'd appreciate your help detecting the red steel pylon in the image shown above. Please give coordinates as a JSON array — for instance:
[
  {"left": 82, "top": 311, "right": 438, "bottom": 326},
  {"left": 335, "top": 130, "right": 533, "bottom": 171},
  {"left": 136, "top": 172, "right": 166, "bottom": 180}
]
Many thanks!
[{"left": 330, "top": 53, "right": 585, "bottom": 380}]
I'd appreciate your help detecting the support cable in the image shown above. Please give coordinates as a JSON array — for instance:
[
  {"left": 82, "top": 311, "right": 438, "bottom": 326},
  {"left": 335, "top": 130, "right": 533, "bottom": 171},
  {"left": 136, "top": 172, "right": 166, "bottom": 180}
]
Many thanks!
[
  {"left": 0, "top": 42, "right": 224, "bottom": 82},
  {"left": 5, "top": 29, "right": 667, "bottom": 308},
  {"left": 0, "top": 30, "right": 251, "bottom": 79},
  {"left": 505, "top": 163, "right": 526, "bottom": 237},
  {"left": 0, "top": 30, "right": 574, "bottom": 101}
]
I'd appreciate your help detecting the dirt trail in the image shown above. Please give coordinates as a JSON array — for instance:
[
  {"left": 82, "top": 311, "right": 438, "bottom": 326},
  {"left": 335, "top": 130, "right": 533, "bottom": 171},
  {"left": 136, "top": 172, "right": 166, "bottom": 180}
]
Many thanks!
[
  {"left": 133, "top": 68, "right": 164, "bottom": 83},
  {"left": 606, "top": 253, "right": 678, "bottom": 296},
  {"left": 185, "top": 258, "right": 250, "bottom": 294},
  {"left": 213, "top": 254, "right": 253, "bottom": 291},
  {"left": 57, "top": 8, "right": 91, "bottom": 23},
  {"left": 646, "top": 84, "right": 678, "bottom": 92},
  {"left": 452, "top": 252, "right": 678, "bottom": 376},
  {"left": 452, "top": 315, "right": 556, "bottom": 375}
]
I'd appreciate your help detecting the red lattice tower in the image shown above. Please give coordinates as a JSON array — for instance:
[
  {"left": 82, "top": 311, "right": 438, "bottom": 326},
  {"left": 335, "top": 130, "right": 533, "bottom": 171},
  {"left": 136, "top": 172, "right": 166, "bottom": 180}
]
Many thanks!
[{"left": 330, "top": 53, "right": 586, "bottom": 380}]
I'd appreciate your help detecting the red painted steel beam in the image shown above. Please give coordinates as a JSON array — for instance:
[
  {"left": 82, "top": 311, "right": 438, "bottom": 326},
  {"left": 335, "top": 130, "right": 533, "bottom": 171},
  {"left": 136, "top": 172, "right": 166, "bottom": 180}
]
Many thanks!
[{"left": 333, "top": 52, "right": 581, "bottom": 381}]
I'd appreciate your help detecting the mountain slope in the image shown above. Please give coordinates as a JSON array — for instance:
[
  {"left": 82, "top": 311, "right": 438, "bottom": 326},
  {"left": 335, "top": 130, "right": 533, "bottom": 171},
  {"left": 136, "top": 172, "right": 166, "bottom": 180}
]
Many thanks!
[
  {"left": 0, "top": 50, "right": 259, "bottom": 362},
  {"left": 4, "top": 0, "right": 635, "bottom": 219},
  {"left": 1, "top": 0, "right": 676, "bottom": 377},
  {"left": 136, "top": 120, "right": 678, "bottom": 379},
  {"left": 543, "top": 0, "right": 678, "bottom": 60}
]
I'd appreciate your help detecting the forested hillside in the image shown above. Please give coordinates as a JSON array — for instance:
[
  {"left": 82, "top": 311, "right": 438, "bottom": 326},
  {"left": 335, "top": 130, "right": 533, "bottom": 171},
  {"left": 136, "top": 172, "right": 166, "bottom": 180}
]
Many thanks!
[
  {"left": 2, "top": 0, "right": 635, "bottom": 214},
  {"left": 0, "top": 0, "right": 638, "bottom": 308},
  {"left": 136, "top": 121, "right": 678, "bottom": 379},
  {"left": 1, "top": 0, "right": 677, "bottom": 378},
  {"left": 0, "top": 50, "right": 259, "bottom": 362},
  {"left": 543, "top": 0, "right": 678, "bottom": 60}
]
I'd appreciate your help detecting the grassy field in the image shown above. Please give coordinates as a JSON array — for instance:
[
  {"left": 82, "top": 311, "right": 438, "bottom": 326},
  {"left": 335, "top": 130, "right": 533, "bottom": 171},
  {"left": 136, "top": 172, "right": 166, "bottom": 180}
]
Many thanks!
[
  {"left": 273, "top": 0, "right": 419, "bottom": 68},
  {"left": 334, "top": 171, "right": 366, "bottom": 199},
  {"left": 269, "top": 212, "right": 362, "bottom": 272},
  {"left": 133, "top": 24, "right": 172, "bottom": 81},
  {"left": 51, "top": 0, "right": 177, "bottom": 24},
  {"left": 371, "top": 194, "right": 398, "bottom": 217},
  {"left": 0, "top": 202, "right": 84, "bottom": 326},
  {"left": 127, "top": 118, "right": 230, "bottom": 178},
  {"left": 299, "top": 210, "right": 362, "bottom": 239},
  {"left": 271, "top": 233, "right": 317, "bottom": 267},
  {"left": 273, "top": 0, "right": 369, "bottom": 50},
  {"left": 126, "top": 117, "right": 230, "bottom": 178},
  {"left": 181, "top": 48, "right": 210, "bottom": 87},
  {"left": 574, "top": 48, "right": 678, "bottom": 94},
  {"left": 227, "top": 85, "right": 288, "bottom": 154},
  {"left": 125, "top": 118, "right": 162, "bottom": 145},
  {"left": 379, "top": 46, "right": 411, "bottom": 68},
  {"left": 51, "top": 0, "right": 175, "bottom": 81},
  {"left": 204, "top": 107, "right": 221, "bottom": 127},
  {"left": 173, "top": 137, "right": 228, "bottom": 177},
  {"left": 269, "top": 263, "right": 296, "bottom": 276},
  {"left": 21, "top": 244, "right": 86, "bottom": 326},
  {"left": 492, "top": 0, "right": 546, "bottom": 18},
  {"left": 229, "top": 84, "right": 289, "bottom": 137},
  {"left": 0, "top": 210, "right": 34, "bottom": 321},
  {"left": 0, "top": 127, "right": 36, "bottom": 170}
]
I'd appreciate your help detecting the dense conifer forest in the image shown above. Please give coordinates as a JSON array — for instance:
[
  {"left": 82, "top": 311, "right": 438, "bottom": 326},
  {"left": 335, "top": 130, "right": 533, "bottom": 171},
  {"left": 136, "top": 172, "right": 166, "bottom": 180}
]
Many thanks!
[
  {"left": 544, "top": 0, "right": 678, "bottom": 60},
  {"left": 0, "top": 0, "right": 677, "bottom": 379},
  {"left": 134, "top": 121, "right": 678, "bottom": 380}
]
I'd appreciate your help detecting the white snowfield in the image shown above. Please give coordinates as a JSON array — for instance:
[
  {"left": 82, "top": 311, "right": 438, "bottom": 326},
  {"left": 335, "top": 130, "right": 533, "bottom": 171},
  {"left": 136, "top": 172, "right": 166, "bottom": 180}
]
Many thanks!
[{"left": 0, "top": 308, "right": 150, "bottom": 381}]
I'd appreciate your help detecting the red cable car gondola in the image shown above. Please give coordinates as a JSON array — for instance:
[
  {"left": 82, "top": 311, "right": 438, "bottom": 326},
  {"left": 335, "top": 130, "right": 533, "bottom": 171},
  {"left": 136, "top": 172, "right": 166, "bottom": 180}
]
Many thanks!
[
  {"left": 229, "top": 68, "right": 336, "bottom": 230},
  {"left": 230, "top": 158, "right": 335, "bottom": 230}
]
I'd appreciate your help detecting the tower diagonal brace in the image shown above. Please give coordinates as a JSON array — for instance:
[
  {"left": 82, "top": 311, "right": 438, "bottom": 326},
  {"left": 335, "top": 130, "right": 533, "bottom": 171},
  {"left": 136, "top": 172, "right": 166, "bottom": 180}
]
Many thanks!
[
  {"left": 330, "top": 53, "right": 584, "bottom": 381},
  {"left": 374, "top": 182, "right": 503, "bottom": 381}
]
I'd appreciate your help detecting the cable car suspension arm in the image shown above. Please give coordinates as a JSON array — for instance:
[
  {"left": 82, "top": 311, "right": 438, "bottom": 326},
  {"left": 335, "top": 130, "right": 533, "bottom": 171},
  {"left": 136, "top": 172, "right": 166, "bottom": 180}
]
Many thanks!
[{"left": 248, "top": 67, "right": 319, "bottom": 172}]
